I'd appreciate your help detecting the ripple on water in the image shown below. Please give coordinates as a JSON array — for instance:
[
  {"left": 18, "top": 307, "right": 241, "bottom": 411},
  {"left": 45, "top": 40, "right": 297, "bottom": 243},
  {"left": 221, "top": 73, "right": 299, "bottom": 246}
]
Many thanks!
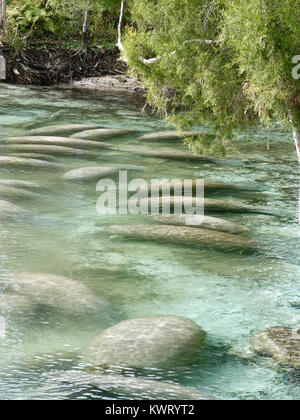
[{"left": 0, "top": 85, "right": 299, "bottom": 400}]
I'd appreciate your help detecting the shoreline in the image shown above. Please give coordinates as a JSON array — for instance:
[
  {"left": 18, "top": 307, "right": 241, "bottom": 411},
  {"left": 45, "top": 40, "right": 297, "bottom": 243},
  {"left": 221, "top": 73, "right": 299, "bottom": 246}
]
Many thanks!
[
  {"left": 0, "top": 46, "right": 142, "bottom": 92},
  {"left": 58, "top": 75, "right": 143, "bottom": 93}
]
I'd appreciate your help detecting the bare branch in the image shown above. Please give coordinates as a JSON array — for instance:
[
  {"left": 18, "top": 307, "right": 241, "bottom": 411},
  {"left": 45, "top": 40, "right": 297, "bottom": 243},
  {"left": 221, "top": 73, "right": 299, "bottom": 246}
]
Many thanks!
[
  {"left": 0, "top": 0, "right": 7, "bottom": 29},
  {"left": 117, "top": 0, "right": 126, "bottom": 55},
  {"left": 82, "top": 1, "right": 90, "bottom": 52}
]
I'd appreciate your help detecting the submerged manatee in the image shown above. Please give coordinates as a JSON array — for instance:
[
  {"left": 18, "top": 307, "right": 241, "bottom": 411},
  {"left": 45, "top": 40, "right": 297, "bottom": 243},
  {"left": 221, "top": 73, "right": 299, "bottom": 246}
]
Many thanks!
[
  {"left": 28, "top": 124, "right": 103, "bottom": 136},
  {"left": 0, "top": 180, "right": 40, "bottom": 189},
  {"left": 47, "top": 371, "right": 216, "bottom": 400},
  {"left": 0, "top": 199, "right": 29, "bottom": 217},
  {"left": 2, "top": 136, "right": 117, "bottom": 151},
  {"left": 121, "top": 147, "right": 219, "bottom": 163},
  {"left": 106, "top": 224, "right": 258, "bottom": 251},
  {"left": 0, "top": 144, "right": 94, "bottom": 158},
  {"left": 138, "top": 196, "right": 275, "bottom": 215},
  {"left": 0, "top": 156, "right": 64, "bottom": 170},
  {"left": 0, "top": 294, "right": 35, "bottom": 314},
  {"left": 143, "top": 179, "right": 265, "bottom": 195},
  {"left": 152, "top": 214, "right": 248, "bottom": 235},
  {"left": 8, "top": 272, "right": 107, "bottom": 314},
  {"left": 84, "top": 315, "right": 206, "bottom": 369},
  {"left": 138, "top": 131, "right": 204, "bottom": 142},
  {"left": 8, "top": 153, "right": 59, "bottom": 161},
  {"left": 250, "top": 326, "right": 300, "bottom": 369},
  {"left": 203, "top": 198, "right": 276, "bottom": 215},
  {"left": 0, "top": 185, "right": 39, "bottom": 201},
  {"left": 62, "top": 166, "right": 120, "bottom": 182},
  {"left": 71, "top": 128, "right": 134, "bottom": 140}
]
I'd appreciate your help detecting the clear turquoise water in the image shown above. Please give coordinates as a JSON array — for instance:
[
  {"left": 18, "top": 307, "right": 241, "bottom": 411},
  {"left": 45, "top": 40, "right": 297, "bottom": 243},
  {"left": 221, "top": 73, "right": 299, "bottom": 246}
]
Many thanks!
[{"left": 0, "top": 83, "right": 299, "bottom": 400}]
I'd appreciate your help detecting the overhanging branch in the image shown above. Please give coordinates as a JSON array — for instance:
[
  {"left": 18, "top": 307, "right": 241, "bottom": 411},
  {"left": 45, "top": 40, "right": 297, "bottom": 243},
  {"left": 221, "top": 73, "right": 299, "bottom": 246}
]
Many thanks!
[{"left": 117, "top": 0, "right": 215, "bottom": 65}]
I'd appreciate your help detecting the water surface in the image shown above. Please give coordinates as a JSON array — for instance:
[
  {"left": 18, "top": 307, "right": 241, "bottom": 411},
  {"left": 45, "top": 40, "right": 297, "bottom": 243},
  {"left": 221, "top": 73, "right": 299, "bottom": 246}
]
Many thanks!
[{"left": 0, "top": 84, "right": 299, "bottom": 400}]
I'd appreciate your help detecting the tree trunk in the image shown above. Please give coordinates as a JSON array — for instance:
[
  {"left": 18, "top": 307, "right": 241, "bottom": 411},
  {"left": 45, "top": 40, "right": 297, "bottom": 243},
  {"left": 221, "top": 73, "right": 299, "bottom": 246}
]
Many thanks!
[
  {"left": 293, "top": 125, "right": 300, "bottom": 166},
  {"left": 82, "top": 1, "right": 89, "bottom": 53},
  {"left": 0, "top": 0, "right": 6, "bottom": 29},
  {"left": 292, "top": 125, "right": 300, "bottom": 223}
]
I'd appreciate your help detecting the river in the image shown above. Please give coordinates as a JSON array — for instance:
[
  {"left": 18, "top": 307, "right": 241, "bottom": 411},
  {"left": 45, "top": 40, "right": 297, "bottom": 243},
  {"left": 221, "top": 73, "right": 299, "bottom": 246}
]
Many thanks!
[{"left": 0, "top": 84, "right": 299, "bottom": 400}]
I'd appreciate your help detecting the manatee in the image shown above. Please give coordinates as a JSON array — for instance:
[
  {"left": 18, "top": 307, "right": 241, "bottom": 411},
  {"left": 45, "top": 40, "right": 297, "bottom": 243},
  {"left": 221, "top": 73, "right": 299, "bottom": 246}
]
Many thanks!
[
  {"left": 0, "top": 144, "right": 94, "bottom": 159},
  {"left": 138, "top": 196, "right": 276, "bottom": 216},
  {"left": 8, "top": 272, "right": 106, "bottom": 314},
  {"left": 0, "top": 156, "right": 64, "bottom": 170},
  {"left": 71, "top": 128, "right": 134, "bottom": 140},
  {"left": 152, "top": 214, "right": 248, "bottom": 235},
  {"left": 120, "top": 147, "right": 219, "bottom": 163},
  {"left": 0, "top": 199, "right": 29, "bottom": 217},
  {"left": 143, "top": 179, "right": 264, "bottom": 195},
  {"left": 0, "top": 185, "right": 39, "bottom": 201},
  {"left": 28, "top": 124, "right": 103, "bottom": 136},
  {"left": 106, "top": 224, "right": 258, "bottom": 251},
  {"left": 0, "top": 294, "right": 35, "bottom": 314},
  {"left": 203, "top": 198, "right": 276, "bottom": 215},
  {"left": 104, "top": 163, "right": 146, "bottom": 171},
  {"left": 8, "top": 153, "right": 59, "bottom": 161},
  {"left": 2, "top": 136, "right": 117, "bottom": 151},
  {"left": 138, "top": 131, "right": 206, "bottom": 142},
  {"left": 47, "top": 371, "right": 216, "bottom": 400},
  {"left": 250, "top": 326, "right": 300, "bottom": 369},
  {"left": 84, "top": 315, "right": 206, "bottom": 369},
  {"left": 0, "top": 179, "right": 41, "bottom": 189},
  {"left": 62, "top": 166, "right": 120, "bottom": 182}
]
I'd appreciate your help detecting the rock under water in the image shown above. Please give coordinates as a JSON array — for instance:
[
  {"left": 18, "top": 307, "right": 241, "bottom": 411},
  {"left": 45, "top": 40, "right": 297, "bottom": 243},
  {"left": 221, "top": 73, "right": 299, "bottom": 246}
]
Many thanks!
[
  {"left": 84, "top": 315, "right": 206, "bottom": 369},
  {"left": 6, "top": 272, "right": 108, "bottom": 315},
  {"left": 250, "top": 326, "right": 300, "bottom": 369}
]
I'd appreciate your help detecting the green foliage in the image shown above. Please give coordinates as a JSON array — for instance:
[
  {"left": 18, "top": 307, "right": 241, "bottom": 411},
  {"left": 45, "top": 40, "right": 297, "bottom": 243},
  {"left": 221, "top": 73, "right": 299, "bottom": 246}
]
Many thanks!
[
  {"left": 7, "top": 1, "right": 63, "bottom": 39},
  {"left": 124, "top": 0, "right": 300, "bottom": 155},
  {"left": 5, "top": 0, "right": 128, "bottom": 46},
  {"left": 123, "top": 0, "right": 256, "bottom": 155},
  {"left": 222, "top": 0, "right": 300, "bottom": 130}
]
